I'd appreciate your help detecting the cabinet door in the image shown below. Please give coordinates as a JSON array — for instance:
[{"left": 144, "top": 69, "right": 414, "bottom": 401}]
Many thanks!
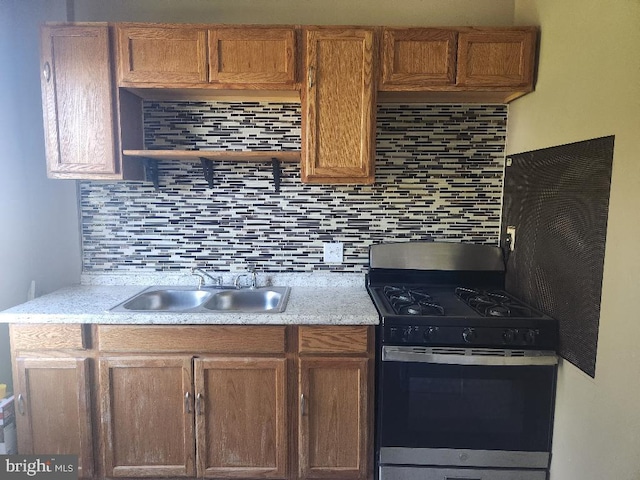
[
  {"left": 302, "top": 28, "right": 376, "bottom": 184},
  {"left": 194, "top": 357, "right": 287, "bottom": 479},
  {"left": 457, "top": 29, "right": 536, "bottom": 87},
  {"left": 117, "top": 25, "right": 207, "bottom": 85},
  {"left": 380, "top": 28, "right": 457, "bottom": 89},
  {"left": 40, "top": 25, "right": 119, "bottom": 178},
  {"left": 298, "top": 357, "right": 369, "bottom": 480},
  {"left": 14, "top": 357, "right": 93, "bottom": 479},
  {"left": 99, "top": 356, "right": 195, "bottom": 477},
  {"left": 209, "top": 27, "right": 296, "bottom": 87}
]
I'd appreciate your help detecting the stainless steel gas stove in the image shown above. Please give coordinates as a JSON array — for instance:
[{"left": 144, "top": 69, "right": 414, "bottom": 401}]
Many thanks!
[{"left": 367, "top": 241, "right": 558, "bottom": 480}]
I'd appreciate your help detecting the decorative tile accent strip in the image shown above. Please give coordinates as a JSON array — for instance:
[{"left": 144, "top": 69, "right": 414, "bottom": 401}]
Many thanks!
[{"left": 80, "top": 102, "right": 507, "bottom": 273}]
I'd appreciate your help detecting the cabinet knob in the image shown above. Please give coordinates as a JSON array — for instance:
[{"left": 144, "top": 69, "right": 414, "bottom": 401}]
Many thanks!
[
  {"left": 184, "top": 392, "right": 192, "bottom": 414},
  {"left": 196, "top": 392, "right": 203, "bottom": 415},
  {"left": 17, "top": 393, "right": 25, "bottom": 415},
  {"left": 43, "top": 62, "right": 51, "bottom": 82},
  {"left": 308, "top": 66, "right": 315, "bottom": 89},
  {"left": 300, "top": 393, "right": 307, "bottom": 416}
]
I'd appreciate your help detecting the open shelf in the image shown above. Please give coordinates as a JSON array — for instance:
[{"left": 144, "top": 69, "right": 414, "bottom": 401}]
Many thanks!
[
  {"left": 122, "top": 150, "right": 300, "bottom": 191},
  {"left": 122, "top": 149, "right": 300, "bottom": 163}
]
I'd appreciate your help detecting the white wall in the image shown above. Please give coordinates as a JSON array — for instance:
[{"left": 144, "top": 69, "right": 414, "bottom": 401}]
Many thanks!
[
  {"left": 510, "top": 1, "right": 640, "bottom": 479},
  {"left": 0, "top": 0, "right": 82, "bottom": 390},
  {"left": 70, "top": 0, "right": 514, "bottom": 25}
]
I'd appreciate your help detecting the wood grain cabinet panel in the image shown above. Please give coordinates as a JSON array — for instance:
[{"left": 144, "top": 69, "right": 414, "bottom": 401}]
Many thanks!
[
  {"left": 298, "top": 357, "right": 369, "bottom": 480},
  {"left": 9, "top": 324, "right": 374, "bottom": 480},
  {"left": 194, "top": 357, "right": 287, "bottom": 478},
  {"left": 40, "top": 25, "right": 120, "bottom": 178},
  {"left": 457, "top": 28, "right": 537, "bottom": 87},
  {"left": 117, "top": 24, "right": 208, "bottom": 85},
  {"left": 380, "top": 28, "right": 457, "bottom": 88},
  {"left": 298, "top": 326, "right": 369, "bottom": 355},
  {"left": 10, "top": 324, "right": 87, "bottom": 351},
  {"left": 98, "top": 325, "right": 286, "bottom": 354},
  {"left": 14, "top": 357, "right": 94, "bottom": 479},
  {"left": 209, "top": 27, "right": 296, "bottom": 87},
  {"left": 99, "top": 356, "right": 195, "bottom": 478},
  {"left": 302, "top": 28, "right": 376, "bottom": 184}
]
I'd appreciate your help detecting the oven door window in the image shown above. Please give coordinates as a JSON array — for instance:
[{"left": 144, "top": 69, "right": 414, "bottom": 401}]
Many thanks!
[{"left": 379, "top": 361, "right": 556, "bottom": 452}]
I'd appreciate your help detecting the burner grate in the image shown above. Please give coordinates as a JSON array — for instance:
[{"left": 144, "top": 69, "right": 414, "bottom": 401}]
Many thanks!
[
  {"left": 455, "top": 287, "right": 534, "bottom": 318},
  {"left": 383, "top": 286, "right": 445, "bottom": 316}
]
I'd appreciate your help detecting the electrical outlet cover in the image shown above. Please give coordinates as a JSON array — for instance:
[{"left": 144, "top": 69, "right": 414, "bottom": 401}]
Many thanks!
[{"left": 323, "top": 243, "right": 344, "bottom": 263}]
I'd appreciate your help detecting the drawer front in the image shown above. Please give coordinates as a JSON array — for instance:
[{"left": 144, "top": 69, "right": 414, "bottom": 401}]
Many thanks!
[
  {"left": 380, "top": 466, "right": 547, "bottom": 480},
  {"left": 98, "top": 325, "right": 286, "bottom": 354},
  {"left": 10, "top": 324, "right": 88, "bottom": 351},
  {"left": 298, "top": 326, "right": 370, "bottom": 355}
]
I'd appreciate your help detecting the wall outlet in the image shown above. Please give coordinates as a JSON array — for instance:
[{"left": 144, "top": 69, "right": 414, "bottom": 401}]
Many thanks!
[
  {"left": 506, "top": 225, "right": 517, "bottom": 251},
  {"left": 323, "top": 242, "right": 344, "bottom": 263}
]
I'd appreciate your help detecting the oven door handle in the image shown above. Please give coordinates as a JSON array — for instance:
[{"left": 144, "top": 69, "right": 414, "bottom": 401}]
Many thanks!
[{"left": 382, "top": 346, "right": 558, "bottom": 366}]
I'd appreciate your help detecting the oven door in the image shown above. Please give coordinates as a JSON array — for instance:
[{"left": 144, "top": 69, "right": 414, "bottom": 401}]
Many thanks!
[{"left": 377, "top": 346, "right": 557, "bottom": 470}]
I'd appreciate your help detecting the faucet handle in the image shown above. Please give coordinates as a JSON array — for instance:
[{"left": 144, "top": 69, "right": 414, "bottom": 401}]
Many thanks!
[
  {"left": 234, "top": 267, "right": 258, "bottom": 289},
  {"left": 191, "top": 267, "right": 221, "bottom": 288}
]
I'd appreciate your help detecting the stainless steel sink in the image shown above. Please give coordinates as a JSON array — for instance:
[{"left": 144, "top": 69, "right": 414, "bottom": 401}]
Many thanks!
[
  {"left": 110, "top": 286, "right": 290, "bottom": 313},
  {"left": 204, "top": 287, "right": 290, "bottom": 313},
  {"left": 116, "top": 288, "right": 212, "bottom": 311}
]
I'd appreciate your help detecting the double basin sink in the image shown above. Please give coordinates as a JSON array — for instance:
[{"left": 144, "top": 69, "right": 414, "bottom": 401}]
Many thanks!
[{"left": 110, "top": 286, "right": 290, "bottom": 313}]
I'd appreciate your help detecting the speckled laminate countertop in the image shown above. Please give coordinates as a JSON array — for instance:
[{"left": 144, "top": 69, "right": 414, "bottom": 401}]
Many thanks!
[{"left": 0, "top": 273, "right": 379, "bottom": 325}]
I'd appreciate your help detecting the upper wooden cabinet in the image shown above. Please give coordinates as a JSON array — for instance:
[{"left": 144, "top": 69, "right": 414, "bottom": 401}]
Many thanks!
[
  {"left": 379, "top": 26, "right": 537, "bottom": 101},
  {"left": 39, "top": 22, "right": 539, "bottom": 184},
  {"left": 116, "top": 24, "right": 296, "bottom": 88},
  {"left": 457, "top": 28, "right": 536, "bottom": 87},
  {"left": 381, "top": 28, "right": 457, "bottom": 88},
  {"left": 117, "top": 24, "right": 208, "bottom": 85},
  {"left": 209, "top": 26, "right": 297, "bottom": 87},
  {"left": 40, "top": 25, "right": 117, "bottom": 178},
  {"left": 301, "top": 28, "right": 376, "bottom": 184}
]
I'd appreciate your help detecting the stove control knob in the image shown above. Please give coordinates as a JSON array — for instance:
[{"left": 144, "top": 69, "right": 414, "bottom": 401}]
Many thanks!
[
  {"left": 462, "top": 328, "right": 477, "bottom": 344},
  {"left": 502, "top": 328, "right": 516, "bottom": 344},
  {"left": 423, "top": 326, "right": 439, "bottom": 341},
  {"left": 523, "top": 329, "right": 537, "bottom": 345},
  {"left": 400, "top": 326, "right": 412, "bottom": 342},
  {"left": 389, "top": 327, "right": 399, "bottom": 341}
]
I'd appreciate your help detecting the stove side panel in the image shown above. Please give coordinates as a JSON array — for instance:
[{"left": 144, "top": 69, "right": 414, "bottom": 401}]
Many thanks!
[{"left": 502, "top": 136, "right": 614, "bottom": 377}]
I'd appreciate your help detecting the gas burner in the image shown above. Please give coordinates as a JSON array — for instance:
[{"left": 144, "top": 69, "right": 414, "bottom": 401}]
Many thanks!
[
  {"left": 455, "top": 287, "right": 533, "bottom": 318},
  {"left": 399, "top": 301, "right": 445, "bottom": 316},
  {"left": 382, "top": 286, "right": 445, "bottom": 316}
]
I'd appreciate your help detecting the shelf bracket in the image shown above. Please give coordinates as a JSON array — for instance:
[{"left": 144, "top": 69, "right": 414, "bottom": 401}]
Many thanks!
[
  {"left": 200, "top": 158, "right": 215, "bottom": 188},
  {"left": 272, "top": 158, "right": 281, "bottom": 193},
  {"left": 143, "top": 158, "right": 159, "bottom": 190}
]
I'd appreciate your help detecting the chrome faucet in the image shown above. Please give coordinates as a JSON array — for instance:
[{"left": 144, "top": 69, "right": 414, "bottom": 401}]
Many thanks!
[
  {"left": 191, "top": 267, "right": 222, "bottom": 289},
  {"left": 234, "top": 267, "right": 257, "bottom": 289}
]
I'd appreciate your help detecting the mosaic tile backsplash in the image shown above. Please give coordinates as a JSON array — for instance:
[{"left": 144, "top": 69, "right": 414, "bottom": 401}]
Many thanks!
[{"left": 80, "top": 102, "right": 507, "bottom": 273}]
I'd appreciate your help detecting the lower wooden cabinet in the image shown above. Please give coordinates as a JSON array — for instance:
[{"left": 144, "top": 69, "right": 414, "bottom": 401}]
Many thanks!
[
  {"left": 100, "top": 355, "right": 287, "bottom": 479},
  {"left": 14, "top": 357, "right": 94, "bottom": 479},
  {"left": 10, "top": 324, "right": 373, "bottom": 480},
  {"left": 299, "top": 358, "right": 369, "bottom": 480},
  {"left": 10, "top": 325, "right": 94, "bottom": 478},
  {"left": 195, "top": 357, "right": 287, "bottom": 478},
  {"left": 99, "top": 356, "right": 195, "bottom": 478}
]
